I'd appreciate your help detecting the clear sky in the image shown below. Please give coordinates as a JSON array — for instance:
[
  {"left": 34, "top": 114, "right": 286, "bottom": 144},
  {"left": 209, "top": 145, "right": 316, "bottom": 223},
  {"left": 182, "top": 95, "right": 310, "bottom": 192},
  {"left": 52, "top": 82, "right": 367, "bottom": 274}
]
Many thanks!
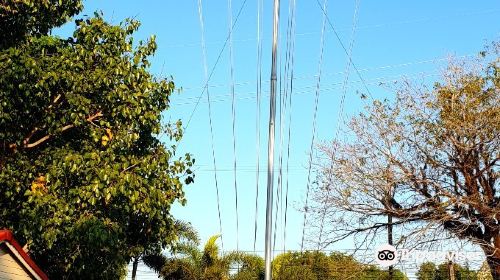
[{"left": 56, "top": 0, "right": 499, "bottom": 278}]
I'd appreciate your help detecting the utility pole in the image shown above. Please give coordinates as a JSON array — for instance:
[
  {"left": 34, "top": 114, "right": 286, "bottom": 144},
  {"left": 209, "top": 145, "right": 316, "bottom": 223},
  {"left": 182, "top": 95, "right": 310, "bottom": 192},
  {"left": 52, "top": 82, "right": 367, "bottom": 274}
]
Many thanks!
[
  {"left": 388, "top": 214, "right": 393, "bottom": 280},
  {"left": 448, "top": 259, "right": 456, "bottom": 280},
  {"left": 386, "top": 178, "right": 395, "bottom": 280},
  {"left": 264, "top": 0, "right": 280, "bottom": 279}
]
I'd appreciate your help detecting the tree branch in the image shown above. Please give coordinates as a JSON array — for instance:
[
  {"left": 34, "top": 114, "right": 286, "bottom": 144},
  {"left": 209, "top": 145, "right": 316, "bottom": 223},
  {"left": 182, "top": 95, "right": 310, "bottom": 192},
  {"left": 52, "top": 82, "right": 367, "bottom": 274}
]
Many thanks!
[{"left": 9, "top": 111, "right": 103, "bottom": 150}]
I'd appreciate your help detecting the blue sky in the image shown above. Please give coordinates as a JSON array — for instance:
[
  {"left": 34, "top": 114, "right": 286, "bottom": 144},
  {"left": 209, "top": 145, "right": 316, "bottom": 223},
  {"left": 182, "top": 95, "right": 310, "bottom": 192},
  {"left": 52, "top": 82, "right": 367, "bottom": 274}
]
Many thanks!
[{"left": 57, "top": 0, "right": 499, "bottom": 277}]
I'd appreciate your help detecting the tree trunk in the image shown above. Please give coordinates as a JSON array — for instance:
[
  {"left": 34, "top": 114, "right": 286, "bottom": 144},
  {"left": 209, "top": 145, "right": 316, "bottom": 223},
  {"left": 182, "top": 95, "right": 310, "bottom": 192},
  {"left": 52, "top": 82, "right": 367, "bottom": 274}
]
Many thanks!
[
  {"left": 482, "top": 236, "right": 500, "bottom": 280},
  {"left": 448, "top": 261, "right": 455, "bottom": 280},
  {"left": 131, "top": 257, "right": 139, "bottom": 280},
  {"left": 388, "top": 214, "right": 393, "bottom": 280}
]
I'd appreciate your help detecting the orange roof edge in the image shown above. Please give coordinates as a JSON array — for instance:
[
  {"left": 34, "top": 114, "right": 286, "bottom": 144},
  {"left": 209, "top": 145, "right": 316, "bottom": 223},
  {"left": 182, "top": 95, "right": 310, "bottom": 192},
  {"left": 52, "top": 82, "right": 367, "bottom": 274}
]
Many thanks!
[{"left": 0, "top": 230, "right": 49, "bottom": 280}]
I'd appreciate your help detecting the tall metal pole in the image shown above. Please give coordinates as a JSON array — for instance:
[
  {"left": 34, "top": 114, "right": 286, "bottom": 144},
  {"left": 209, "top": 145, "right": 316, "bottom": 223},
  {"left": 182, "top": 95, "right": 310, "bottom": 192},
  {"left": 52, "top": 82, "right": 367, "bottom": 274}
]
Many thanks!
[{"left": 264, "top": 0, "right": 280, "bottom": 279}]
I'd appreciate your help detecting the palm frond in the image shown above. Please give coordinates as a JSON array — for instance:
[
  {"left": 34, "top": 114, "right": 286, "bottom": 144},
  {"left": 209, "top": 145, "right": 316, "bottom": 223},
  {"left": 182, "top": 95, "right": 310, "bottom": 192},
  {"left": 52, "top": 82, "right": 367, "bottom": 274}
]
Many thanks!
[
  {"left": 202, "top": 234, "right": 221, "bottom": 269},
  {"left": 173, "top": 220, "right": 200, "bottom": 245},
  {"left": 142, "top": 253, "right": 168, "bottom": 274}
]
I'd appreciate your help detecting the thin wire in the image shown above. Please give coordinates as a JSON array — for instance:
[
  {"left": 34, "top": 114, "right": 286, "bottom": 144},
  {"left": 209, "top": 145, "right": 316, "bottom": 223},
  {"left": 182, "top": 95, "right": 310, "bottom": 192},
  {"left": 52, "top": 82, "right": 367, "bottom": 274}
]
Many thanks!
[
  {"left": 197, "top": 0, "right": 224, "bottom": 252},
  {"left": 160, "top": 8, "right": 500, "bottom": 49},
  {"left": 184, "top": 0, "right": 249, "bottom": 134},
  {"left": 272, "top": 7, "right": 286, "bottom": 255},
  {"left": 283, "top": 0, "right": 297, "bottom": 253},
  {"left": 227, "top": 0, "right": 239, "bottom": 254},
  {"left": 315, "top": 0, "right": 373, "bottom": 99},
  {"left": 253, "top": 0, "right": 264, "bottom": 253},
  {"left": 177, "top": 54, "right": 471, "bottom": 93},
  {"left": 301, "top": 0, "right": 328, "bottom": 252},
  {"left": 317, "top": 0, "right": 360, "bottom": 249},
  {"left": 272, "top": 47, "right": 285, "bottom": 254},
  {"left": 273, "top": 0, "right": 296, "bottom": 253},
  {"left": 278, "top": 0, "right": 295, "bottom": 252},
  {"left": 172, "top": 72, "right": 440, "bottom": 106}
]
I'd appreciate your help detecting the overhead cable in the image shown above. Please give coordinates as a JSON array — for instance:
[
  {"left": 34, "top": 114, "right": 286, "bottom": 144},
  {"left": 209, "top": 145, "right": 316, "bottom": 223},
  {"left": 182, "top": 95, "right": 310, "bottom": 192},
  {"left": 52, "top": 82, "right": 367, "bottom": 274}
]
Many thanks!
[
  {"left": 196, "top": 0, "right": 224, "bottom": 252},
  {"left": 283, "top": 0, "right": 297, "bottom": 253},
  {"left": 301, "top": 0, "right": 328, "bottom": 252},
  {"left": 184, "top": 0, "right": 249, "bottom": 133},
  {"left": 317, "top": 0, "right": 361, "bottom": 250},
  {"left": 227, "top": 0, "right": 240, "bottom": 253},
  {"left": 253, "top": 0, "right": 264, "bottom": 253},
  {"left": 315, "top": 0, "right": 373, "bottom": 99}
]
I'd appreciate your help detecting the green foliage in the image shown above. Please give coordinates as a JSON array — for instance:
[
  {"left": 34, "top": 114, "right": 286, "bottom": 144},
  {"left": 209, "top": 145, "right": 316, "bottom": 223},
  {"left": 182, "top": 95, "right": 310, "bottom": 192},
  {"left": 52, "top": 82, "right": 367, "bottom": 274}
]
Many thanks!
[
  {"left": 145, "top": 234, "right": 264, "bottom": 280},
  {"left": 0, "top": 0, "right": 83, "bottom": 48},
  {"left": 417, "top": 262, "right": 438, "bottom": 280},
  {"left": 226, "top": 252, "right": 264, "bottom": 280},
  {"left": 416, "top": 262, "right": 478, "bottom": 280},
  {"left": 361, "top": 265, "right": 408, "bottom": 280},
  {"left": 202, "top": 234, "right": 223, "bottom": 269},
  {"left": 146, "top": 238, "right": 410, "bottom": 280},
  {"left": 273, "top": 251, "right": 330, "bottom": 280},
  {"left": 38, "top": 216, "right": 128, "bottom": 279},
  {"left": 0, "top": 8, "right": 194, "bottom": 280},
  {"left": 435, "top": 263, "right": 478, "bottom": 280},
  {"left": 272, "top": 251, "right": 408, "bottom": 280}
]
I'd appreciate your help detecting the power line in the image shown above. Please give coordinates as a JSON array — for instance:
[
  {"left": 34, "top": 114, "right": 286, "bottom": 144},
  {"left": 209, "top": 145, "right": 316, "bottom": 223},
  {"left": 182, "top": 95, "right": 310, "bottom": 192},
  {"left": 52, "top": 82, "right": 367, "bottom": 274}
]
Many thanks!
[
  {"left": 172, "top": 71, "right": 440, "bottom": 106},
  {"left": 184, "top": 0, "right": 249, "bottom": 133},
  {"left": 283, "top": 0, "right": 297, "bottom": 252},
  {"left": 158, "top": 8, "right": 500, "bottom": 49},
  {"left": 273, "top": 0, "right": 296, "bottom": 253},
  {"left": 227, "top": 0, "right": 240, "bottom": 254},
  {"left": 176, "top": 53, "right": 469, "bottom": 95},
  {"left": 314, "top": 0, "right": 373, "bottom": 99},
  {"left": 301, "top": 0, "right": 328, "bottom": 252},
  {"left": 253, "top": 0, "right": 264, "bottom": 254},
  {"left": 196, "top": 0, "right": 224, "bottom": 252},
  {"left": 317, "top": 0, "right": 360, "bottom": 249}
]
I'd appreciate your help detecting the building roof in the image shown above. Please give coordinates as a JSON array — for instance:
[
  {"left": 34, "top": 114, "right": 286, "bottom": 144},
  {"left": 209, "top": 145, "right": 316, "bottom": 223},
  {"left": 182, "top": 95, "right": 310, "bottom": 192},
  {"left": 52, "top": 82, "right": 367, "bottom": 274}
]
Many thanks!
[{"left": 0, "top": 230, "right": 49, "bottom": 280}]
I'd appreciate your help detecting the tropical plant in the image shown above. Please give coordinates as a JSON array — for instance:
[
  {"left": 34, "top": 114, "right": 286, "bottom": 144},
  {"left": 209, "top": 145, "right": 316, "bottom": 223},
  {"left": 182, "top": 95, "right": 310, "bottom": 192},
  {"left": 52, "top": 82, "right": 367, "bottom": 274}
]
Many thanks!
[{"left": 144, "top": 234, "right": 264, "bottom": 280}]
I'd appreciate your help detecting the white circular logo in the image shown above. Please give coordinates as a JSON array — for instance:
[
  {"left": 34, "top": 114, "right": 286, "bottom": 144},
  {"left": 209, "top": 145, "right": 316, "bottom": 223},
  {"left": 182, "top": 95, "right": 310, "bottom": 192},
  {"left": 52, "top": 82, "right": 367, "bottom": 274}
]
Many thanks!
[{"left": 375, "top": 244, "right": 398, "bottom": 266}]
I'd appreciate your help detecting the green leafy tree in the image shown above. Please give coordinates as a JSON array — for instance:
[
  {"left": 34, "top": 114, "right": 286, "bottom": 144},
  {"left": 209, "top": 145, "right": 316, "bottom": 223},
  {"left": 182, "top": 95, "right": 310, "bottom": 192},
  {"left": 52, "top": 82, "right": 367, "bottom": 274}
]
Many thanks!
[
  {"left": 457, "top": 265, "right": 479, "bottom": 280},
  {"left": 229, "top": 253, "right": 264, "bottom": 280},
  {"left": 272, "top": 251, "right": 407, "bottom": 280},
  {"left": 272, "top": 251, "right": 329, "bottom": 280},
  {"left": 361, "top": 265, "right": 408, "bottom": 280},
  {"left": 417, "top": 262, "right": 438, "bottom": 280},
  {"left": 328, "top": 252, "right": 366, "bottom": 280},
  {"left": 435, "top": 262, "right": 475, "bottom": 280},
  {"left": 359, "top": 265, "right": 408, "bottom": 280},
  {"left": 0, "top": 3, "right": 194, "bottom": 279},
  {"left": 416, "top": 262, "right": 478, "bottom": 280},
  {"left": 0, "top": 0, "right": 83, "bottom": 48}
]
